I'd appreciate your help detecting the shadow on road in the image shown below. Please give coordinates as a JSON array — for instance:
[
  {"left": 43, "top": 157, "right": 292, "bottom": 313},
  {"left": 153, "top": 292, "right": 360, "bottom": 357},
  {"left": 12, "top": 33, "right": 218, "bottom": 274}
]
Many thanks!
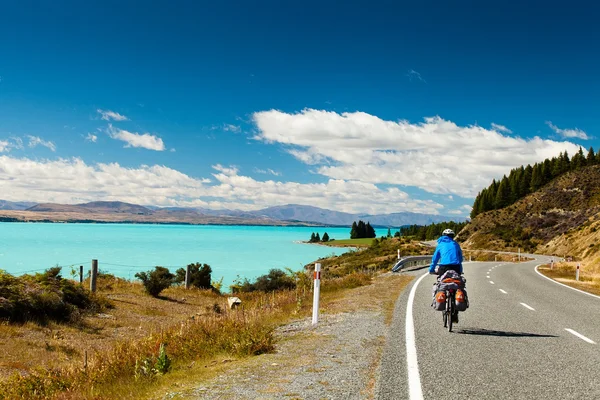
[{"left": 456, "top": 328, "right": 558, "bottom": 338}]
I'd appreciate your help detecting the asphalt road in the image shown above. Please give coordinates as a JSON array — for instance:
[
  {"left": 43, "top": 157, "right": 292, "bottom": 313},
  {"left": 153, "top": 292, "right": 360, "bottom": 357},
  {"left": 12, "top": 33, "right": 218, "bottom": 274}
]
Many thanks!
[{"left": 377, "top": 257, "right": 600, "bottom": 399}]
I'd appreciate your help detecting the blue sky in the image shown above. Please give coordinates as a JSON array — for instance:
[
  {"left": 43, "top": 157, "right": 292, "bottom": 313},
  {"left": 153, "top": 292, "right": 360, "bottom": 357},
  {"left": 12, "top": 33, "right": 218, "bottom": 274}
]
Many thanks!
[{"left": 0, "top": 1, "right": 598, "bottom": 217}]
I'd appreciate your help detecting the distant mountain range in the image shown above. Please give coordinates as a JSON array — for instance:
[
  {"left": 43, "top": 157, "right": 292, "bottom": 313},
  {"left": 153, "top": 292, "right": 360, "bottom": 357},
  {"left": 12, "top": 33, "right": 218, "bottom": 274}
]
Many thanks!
[{"left": 0, "top": 200, "right": 466, "bottom": 227}]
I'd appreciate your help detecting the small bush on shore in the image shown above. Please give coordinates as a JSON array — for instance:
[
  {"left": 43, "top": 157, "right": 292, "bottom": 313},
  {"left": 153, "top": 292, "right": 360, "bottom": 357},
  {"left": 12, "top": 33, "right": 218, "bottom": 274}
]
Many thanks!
[
  {"left": 230, "top": 268, "right": 297, "bottom": 293},
  {"left": 135, "top": 267, "right": 175, "bottom": 297},
  {"left": 174, "top": 262, "right": 212, "bottom": 289}
]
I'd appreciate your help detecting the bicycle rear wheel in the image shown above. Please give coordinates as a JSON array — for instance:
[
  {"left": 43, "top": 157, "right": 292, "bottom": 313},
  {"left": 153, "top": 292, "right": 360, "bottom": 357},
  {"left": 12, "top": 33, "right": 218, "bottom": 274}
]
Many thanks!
[
  {"left": 443, "top": 310, "right": 447, "bottom": 327},
  {"left": 447, "top": 295, "right": 454, "bottom": 332}
]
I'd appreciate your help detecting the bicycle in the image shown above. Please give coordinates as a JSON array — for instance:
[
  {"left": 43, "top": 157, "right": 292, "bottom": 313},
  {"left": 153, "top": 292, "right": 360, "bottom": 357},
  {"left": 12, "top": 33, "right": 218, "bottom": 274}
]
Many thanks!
[{"left": 442, "top": 288, "right": 457, "bottom": 332}]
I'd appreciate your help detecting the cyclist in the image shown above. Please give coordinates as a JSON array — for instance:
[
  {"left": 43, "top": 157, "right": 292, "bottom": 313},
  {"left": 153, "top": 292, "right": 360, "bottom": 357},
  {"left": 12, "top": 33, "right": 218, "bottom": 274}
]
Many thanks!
[
  {"left": 429, "top": 228, "right": 463, "bottom": 276},
  {"left": 429, "top": 228, "right": 464, "bottom": 323}
]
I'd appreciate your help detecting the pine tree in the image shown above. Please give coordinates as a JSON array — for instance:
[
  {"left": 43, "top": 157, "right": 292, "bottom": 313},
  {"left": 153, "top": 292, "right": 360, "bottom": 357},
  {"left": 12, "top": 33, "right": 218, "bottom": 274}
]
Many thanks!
[
  {"left": 310, "top": 232, "right": 316, "bottom": 243},
  {"left": 350, "top": 222, "right": 358, "bottom": 239},
  {"left": 587, "top": 147, "right": 596, "bottom": 166},
  {"left": 315, "top": 233, "right": 321, "bottom": 242},
  {"left": 322, "top": 232, "right": 330, "bottom": 242},
  {"left": 563, "top": 151, "right": 571, "bottom": 171},
  {"left": 519, "top": 165, "right": 533, "bottom": 197},
  {"left": 387, "top": 228, "right": 392, "bottom": 238},
  {"left": 509, "top": 168, "right": 521, "bottom": 204},
  {"left": 495, "top": 176, "right": 511, "bottom": 209},
  {"left": 530, "top": 163, "right": 544, "bottom": 192},
  {"left": 471, "top": 195, "right": 481, "bottom": 219},
  {"left": 366, "top": 222, "right": 376, "bottom": 238},
  {"left": 357, "top": 220, "right": 366, "bottom": 238},
  {"left": 552, "top": 153, "right": 564, "bottom": 177}
]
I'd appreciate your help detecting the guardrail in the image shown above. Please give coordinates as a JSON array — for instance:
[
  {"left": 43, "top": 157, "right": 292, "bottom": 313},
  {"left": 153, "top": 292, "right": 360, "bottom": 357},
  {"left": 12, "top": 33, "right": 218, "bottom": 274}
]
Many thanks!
[{"left": 391, "top": 255, "right": 432, "bottom": 272}]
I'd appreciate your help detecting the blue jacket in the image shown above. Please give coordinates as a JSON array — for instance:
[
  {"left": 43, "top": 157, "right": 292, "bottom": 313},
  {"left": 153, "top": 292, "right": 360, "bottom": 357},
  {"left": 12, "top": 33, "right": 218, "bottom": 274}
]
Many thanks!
[{"left": 429, "top": 236, "right": 463, "bottom": 273}]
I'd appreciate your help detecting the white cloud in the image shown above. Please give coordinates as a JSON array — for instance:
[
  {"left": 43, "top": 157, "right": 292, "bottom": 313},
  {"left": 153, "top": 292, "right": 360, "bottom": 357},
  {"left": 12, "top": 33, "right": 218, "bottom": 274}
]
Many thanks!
[
  {"left": 223, "top": 124, "right": 241, "bottom": 133},
  {"left": 491, "top": 123, "right": 512, "bottom": 134},
  {"left": 11, "top": 137, "right": 24, "bottom": 150},
  {"left": 107, "top": 125, "right": 165, "bottom": 151},
  {"left": 85, "top": 133, "right": 98, "bottom": 143},
  {"left": 406, "top": 69, "right": 426, "bottom": 83},
  {"left": 27, "top": 136, "right": 56, "bottom": 151},
  {"left": 97, "top": 109, "right": 129, "bottom": 121},
  {"left": 448, "top": 195, "right": 454, "bottom": 200},
  {"left": 545, "top": 121, "right": 588, "bottom": 140},
  {"left": 0, "top": 156, "right": 442, "bottom": 214},
  {"left": 448, "top": 205, "right": 472, "bottom": 216},
  {"left": 252, "top": 109, "right": 582, "bottom": 198},
  {"left": 0, "top": 140, "right": 9, "bottom": 152},
  {"left": 254, "top": 168, "right": 282, "bottom": 176}
]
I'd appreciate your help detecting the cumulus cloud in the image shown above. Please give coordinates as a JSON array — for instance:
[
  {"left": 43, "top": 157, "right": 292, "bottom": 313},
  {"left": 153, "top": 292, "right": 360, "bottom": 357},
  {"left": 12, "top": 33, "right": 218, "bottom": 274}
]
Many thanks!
[
  {"left": 545, "top": 121, "right": 588, "bottom": 140},
  {"left": 107, "top": 125, "right": 165, "bottom": 151},
  {"left": 97, "top": 109, "right": 129, "bottom": 121},
  {"left": 491, "top": 123, "right": 512, "bottom": 133},
  {"left": 0, "top": 156, "right": 442, "bottom": 214},
  {"left": 85, "top": 133, "right": 98, "bottom": 143},
  {"left": 252, "top": 109, "right": 581, "bottom": 198},
  {"left": 27, "top": 136, "right": 56, "bottom": 151},
  {"left": 0, "top": 140, "right": 9, "bottom": 152}
]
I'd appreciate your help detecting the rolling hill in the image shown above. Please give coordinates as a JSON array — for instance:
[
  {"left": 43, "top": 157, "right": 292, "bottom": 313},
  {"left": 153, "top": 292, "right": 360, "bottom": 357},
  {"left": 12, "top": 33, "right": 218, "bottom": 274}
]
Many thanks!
[{"left": 460, "top": 164, "right": 600, "bottom": 260}]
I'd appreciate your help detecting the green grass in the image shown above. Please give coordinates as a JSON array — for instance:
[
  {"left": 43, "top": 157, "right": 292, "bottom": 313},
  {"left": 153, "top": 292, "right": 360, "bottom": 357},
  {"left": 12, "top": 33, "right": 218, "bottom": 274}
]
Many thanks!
[{"left": 325, "top": 238, "right": 374, "bottom": 247}]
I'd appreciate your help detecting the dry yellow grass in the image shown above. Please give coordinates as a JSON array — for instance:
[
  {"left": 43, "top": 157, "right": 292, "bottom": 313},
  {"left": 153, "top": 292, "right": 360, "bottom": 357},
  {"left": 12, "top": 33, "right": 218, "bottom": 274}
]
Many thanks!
[
  {"left": 0, "top": 270, "right": 386, "bottom": 399},
  {"left": 538, "top": 262, "right": 600, "bottom": 296}
]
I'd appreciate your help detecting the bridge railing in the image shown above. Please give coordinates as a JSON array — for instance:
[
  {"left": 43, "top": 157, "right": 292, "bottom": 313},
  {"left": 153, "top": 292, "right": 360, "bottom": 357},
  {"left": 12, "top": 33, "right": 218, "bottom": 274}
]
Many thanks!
[{"left": 391, "top": 255, "right": 432, "bottom": 272}]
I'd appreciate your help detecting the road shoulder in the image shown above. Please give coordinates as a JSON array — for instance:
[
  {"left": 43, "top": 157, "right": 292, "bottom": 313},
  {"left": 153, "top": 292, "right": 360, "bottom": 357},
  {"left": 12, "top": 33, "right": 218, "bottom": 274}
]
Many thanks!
[{"left": 157, "top": 273, "right": 412, "bottom": 400}]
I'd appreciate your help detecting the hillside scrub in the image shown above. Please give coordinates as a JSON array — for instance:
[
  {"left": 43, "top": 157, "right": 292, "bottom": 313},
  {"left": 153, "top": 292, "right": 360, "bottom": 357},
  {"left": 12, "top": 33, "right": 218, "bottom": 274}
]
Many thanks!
[
  {"left": 471, "top": 146, "right": 599, "bottom": 218},
  {"left": 461, "top": 164, "right": 600, "bottom": 253},
  {"left": 0, "top": 267, "right": 109, "bottom": 324}
]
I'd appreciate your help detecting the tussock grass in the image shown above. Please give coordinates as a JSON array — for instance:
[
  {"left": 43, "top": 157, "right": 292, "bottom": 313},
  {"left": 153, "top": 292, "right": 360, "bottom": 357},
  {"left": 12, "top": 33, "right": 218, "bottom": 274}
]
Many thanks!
[
  {"left": 538, "top": 262, "right": 600, "bottom": 296},
  {"left": 0, "top": 269, "right": 374, "bottom": 399}
]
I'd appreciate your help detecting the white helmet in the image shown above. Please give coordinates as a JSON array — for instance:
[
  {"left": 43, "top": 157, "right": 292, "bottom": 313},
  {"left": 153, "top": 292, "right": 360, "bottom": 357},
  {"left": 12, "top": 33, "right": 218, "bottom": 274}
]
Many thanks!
[{"left": 442, "top": 228, "right": 455, "bottom": 237}]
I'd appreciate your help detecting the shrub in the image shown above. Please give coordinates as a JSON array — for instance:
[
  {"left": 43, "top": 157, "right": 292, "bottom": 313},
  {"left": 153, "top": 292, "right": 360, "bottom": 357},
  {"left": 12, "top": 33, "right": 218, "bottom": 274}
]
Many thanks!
[
  {"left": 135, "top": 267, "right": 174, "bottom": 297},
  {"left": 174, "top": 263, "right": 212, "bottom": 289},
  {"left": 230, "top": 269, "right": 296, "bottom": 293},
  {"left": 0, "top": 267, "right": 106, "bottom": 324}
]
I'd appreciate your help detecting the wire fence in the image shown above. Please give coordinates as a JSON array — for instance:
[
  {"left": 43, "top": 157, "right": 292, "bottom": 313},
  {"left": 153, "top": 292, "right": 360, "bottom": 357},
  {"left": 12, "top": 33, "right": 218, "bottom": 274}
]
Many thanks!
[{"left": 8, "top": 260, "right": 190, "bottom": 278}]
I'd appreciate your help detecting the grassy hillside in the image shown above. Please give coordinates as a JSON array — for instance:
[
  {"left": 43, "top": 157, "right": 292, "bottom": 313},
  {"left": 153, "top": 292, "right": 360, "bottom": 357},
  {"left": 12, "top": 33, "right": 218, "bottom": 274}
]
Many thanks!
[{"left": 461, "top": 164, "right": 600, "bottom": 258}]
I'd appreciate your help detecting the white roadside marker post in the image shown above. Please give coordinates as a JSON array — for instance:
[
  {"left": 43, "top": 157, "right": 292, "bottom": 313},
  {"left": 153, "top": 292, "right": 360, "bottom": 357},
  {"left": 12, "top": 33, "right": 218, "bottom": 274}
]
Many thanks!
[
  {"left": 312, "top": 263, "right": 321, "bottom": 325},
  {"left": 397, "top": 249, "right": 400, "bottom": 260},
  {"left": 550, "top": 258, "right": 554, "bottom": 270},
  {"left": 576, "top": 263, "right": 580, "bottom": 281},
  {"left": 518, "top": 248, "right": 521, "bottom": 262}
]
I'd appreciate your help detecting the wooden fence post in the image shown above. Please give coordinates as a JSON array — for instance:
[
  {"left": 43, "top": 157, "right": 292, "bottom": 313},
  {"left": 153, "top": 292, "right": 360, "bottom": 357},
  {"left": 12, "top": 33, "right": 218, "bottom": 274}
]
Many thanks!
[
  {"left": 185, "top": 264, "right": 191, "bottom": 289},
  {"left": 79, "top": 265, "right": 83, "bottom": 284},
  {"left": 90, "top": 260, "right": 98, "bottom": 292}
]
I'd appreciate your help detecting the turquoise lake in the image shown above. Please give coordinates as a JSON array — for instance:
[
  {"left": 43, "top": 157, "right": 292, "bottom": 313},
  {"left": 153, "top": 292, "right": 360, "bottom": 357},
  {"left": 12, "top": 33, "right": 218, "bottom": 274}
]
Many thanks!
[{"left": 0, "top": 223, "right": 352, "bottom": 287}]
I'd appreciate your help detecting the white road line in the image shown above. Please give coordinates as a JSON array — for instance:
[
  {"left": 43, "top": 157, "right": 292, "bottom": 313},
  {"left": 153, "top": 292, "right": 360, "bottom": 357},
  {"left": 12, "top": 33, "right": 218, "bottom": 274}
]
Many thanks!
[
  {"left": 499, "top": 289, "right": 507, "bottom": 294},
  {"left": 486, "top": 275, "right": 490, "bottom": 279},
  {"left": 406, "top": 272, "right": 428, "bottom": 400},
  {"left": 565, "top": 328, "right": 597, "bottom": 344},
  {"left": 489, "top": 281, "right": 495, "bottom": 284},
  {"left": 535, "top": 265, "right": 600, "bottom": 300},
  {"left": 520, "top": 302, "right": 535, "bottom": 311}
]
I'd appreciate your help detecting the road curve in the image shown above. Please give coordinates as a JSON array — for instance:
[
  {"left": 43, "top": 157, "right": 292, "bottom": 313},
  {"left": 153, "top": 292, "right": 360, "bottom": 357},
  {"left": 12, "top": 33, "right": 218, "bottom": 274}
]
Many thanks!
[{"left": 376, "top": 258, "right": 600, "bottom": 399}]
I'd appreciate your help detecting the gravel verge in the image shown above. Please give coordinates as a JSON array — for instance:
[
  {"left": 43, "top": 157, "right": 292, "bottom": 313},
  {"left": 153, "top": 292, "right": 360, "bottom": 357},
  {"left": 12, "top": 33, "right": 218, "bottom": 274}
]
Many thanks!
[{"left": 160, "top": 275, "right": 411, "bottom": 400}]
